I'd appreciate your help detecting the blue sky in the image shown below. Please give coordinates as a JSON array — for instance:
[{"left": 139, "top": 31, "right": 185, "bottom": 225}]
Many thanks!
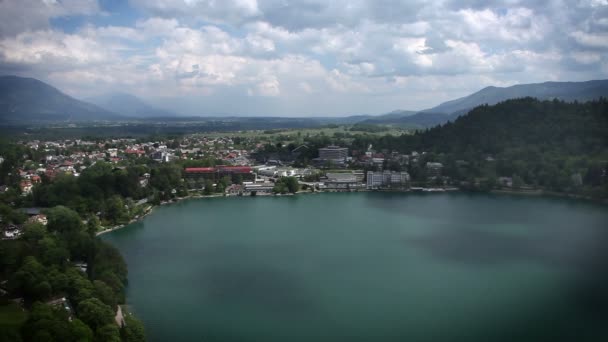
[{"left": 1, "top": 0, "right": 607, "bottom": 116}]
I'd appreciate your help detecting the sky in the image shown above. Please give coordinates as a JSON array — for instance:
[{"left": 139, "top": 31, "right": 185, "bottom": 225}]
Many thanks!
[{"left": 0, "top": 0, "right": 607, "bottom": 117}]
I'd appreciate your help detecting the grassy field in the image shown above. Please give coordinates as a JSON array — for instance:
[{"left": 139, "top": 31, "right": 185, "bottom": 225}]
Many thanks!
[
  {"left": 197, "top": 125, "right": 412, "bottom": 139},
  {"left": 0, "top": 302, "right": 27, "bottom": 338}
]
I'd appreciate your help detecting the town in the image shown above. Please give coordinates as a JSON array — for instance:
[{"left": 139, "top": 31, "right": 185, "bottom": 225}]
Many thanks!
[{"left": 1, "top": 132, "right": 470, "bottom": 240}]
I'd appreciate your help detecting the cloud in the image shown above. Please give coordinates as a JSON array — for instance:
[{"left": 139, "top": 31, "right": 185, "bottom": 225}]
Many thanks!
[
  {"left": 0, "top": 0, "right": 606, "bottom": 115},
  {"left": 0, "top": 0, "right": 99, "bottom": 36}
]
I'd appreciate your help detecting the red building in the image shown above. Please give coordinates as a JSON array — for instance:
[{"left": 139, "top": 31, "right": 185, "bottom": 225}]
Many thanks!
[{"left": 184, "top": 166, "right": 254, "bottom": 182}]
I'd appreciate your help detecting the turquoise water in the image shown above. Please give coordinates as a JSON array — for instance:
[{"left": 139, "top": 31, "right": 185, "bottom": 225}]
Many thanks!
[{"left": 103, "top": 192, "right": 608, "bottom": 342}]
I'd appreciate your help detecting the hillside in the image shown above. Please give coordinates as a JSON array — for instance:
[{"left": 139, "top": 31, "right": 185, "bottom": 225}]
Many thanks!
[
  {"left": 351, "top": 98, "right": 608, "bottom": 196},
  {"left": 424, "top": 79, "right": 608, "bottom": 116},
  {"left": 354, "top": 98, "right": 608, "bottom": 155},
  {"left": 86, "top": 92, "right": 176, "bottom": 118},
  {"left": 0, "top": 76, "right": 123, "bottom": 122}
]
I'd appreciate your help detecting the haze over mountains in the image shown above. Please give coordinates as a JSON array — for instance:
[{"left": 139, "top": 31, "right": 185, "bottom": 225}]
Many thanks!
[
  {"left": 0, "top": 76, "right": 122, "bottom": 122},
  {"left": 361, "top": 80, "right": 608, "bottom": 127},
  {"left": 0, "top": 75, "right": 607, "bottom": 127},
  {"left": 85, "top": 93, "right": 177, "bottom": 118}
]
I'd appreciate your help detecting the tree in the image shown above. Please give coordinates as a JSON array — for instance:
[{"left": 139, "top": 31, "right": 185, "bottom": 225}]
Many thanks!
[
  {"left": 46, "top": 206, "right": 83, "bottom": 234},
  {"left": 512, "top": 174, "right": 524, "bottom": 189},
  {"left": 93, "top": 280, "right": 118, "bottom": 309},
  {"left": 77, "top": 298, "right": 115, "bottom": 332},
  {"left": 21, "top": 302, "right": 75, "bottom": 342},
  {"left": 38, "top": 236, "right": 69, "bottom": 266},
  {"left": 96, "top": 324, "right": 121, "bottom": 342},
  {"left": 121, "top": 315, "right": 146, "bottom": 342},
  {"left": 284, "top": 177, "right": 300, "bottom": 193},
  {"left": 273, "top": 177, "right": 299, "bottom": 194},
  {"left": 69, "top": 319, "right": 94, "bottom": 342},
  {"left": 87, "top": 215, "right": 101, "bottom": 237},
  {"left": 66, "top": 269, "right": 95, "bottom": 304},
  {"left": 105, "top": 196, "right": 129, "bottom": 224},
  {"left": 11, "top": 256, "right": 50, "bottom": 300},
  {"left": 203, "top": 180, "right": 214, "bottom": 195},
  {"left": 21, "top": 222, "right": 46, "bottom": 243}
]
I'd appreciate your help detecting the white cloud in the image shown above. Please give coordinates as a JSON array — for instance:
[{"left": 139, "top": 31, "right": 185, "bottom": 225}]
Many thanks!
[
  {"left": 570, "top": 30, "right": 608, "bottom": 48},
  {"left": 0, "top": 0, "right": 98, "bottom": 36},
  {"left": 0, "top": 0, "right": 606, "bottom": 115}
]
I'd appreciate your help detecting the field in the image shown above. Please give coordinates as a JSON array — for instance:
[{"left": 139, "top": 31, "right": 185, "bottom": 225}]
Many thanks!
[{"left": 197, "top": 125, "right": 412, "bottom": 139}]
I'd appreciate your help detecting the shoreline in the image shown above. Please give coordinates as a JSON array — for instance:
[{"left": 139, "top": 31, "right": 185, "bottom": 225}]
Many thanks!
[{"left": 96, "top": 186, "right": 606, "bottom": 236}]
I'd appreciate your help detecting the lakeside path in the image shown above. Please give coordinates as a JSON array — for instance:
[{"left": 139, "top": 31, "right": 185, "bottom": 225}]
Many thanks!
[{"left": 115, "top": 305, "right": 125, "bottom": 326}]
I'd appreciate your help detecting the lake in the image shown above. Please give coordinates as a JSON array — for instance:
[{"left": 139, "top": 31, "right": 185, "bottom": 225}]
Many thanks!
[{"left": 103, "top": 192, "right": 608, "bottom": 342}]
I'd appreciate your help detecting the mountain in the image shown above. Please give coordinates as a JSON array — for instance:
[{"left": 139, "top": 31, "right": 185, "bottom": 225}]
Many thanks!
[
  {"left": 0, "top": 75, "right": 122, "bottom": 122},
  {"left": 358, "top": 79, "right": 608, "bottom": 128},
  {"left": 424, "top": 79, "right": 608, "bottom": 116},
  {"left": 86, "top": 92, "right": 176, "bottom": 118}
]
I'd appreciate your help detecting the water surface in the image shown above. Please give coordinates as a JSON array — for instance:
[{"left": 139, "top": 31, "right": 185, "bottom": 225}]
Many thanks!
[{"left": 103, "top": 193, "right": 608, "bottom": 342}]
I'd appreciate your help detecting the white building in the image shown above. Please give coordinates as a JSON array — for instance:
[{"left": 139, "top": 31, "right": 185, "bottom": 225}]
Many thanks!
[{"left": 367, "top": 171, "right": 410, "bottom": 189}]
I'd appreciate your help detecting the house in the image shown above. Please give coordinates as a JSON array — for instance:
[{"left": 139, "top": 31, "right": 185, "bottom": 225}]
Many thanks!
[
  {"left": 20, "top": 181, "right": 33, "bottom": 195},
  {"left": 73, "top": 262, "right": 88, "bottom": 273},
  {"left": 498, "top": 177, "right": 513, "bottom": 187},
  {"left": 46, "top": 297, "right": 73, "bottom": 320},
  {"left": 426, "top": 162, "right": 443, "bottom": 178},
  {"left": 3, "top": 224, "right": 22, "bottom": 239},
  {"left": 225, "top": 184, "right": 243, "bottom": 196},
  {"left": 27, "top": 214, "right": 48, "bottom": 226},
  {"left": 139, "top": 177, "right": 149, "bottom": 188}
]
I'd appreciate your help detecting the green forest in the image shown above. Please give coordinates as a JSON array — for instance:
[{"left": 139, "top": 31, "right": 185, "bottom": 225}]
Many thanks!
[{"left": 0, "top": 206, "right": 145, "bottom": 341}]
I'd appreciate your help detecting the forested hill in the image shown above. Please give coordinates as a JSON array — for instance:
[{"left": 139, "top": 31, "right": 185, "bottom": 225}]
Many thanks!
[
  {"left": 355, "top": 97, "right": 608, "bottom": 155},
  {"left": 352, "top": 98, "right": 608, "bottom": 197}
]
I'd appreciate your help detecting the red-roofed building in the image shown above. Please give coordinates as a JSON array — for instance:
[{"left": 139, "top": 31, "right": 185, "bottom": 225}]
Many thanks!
[
  {"left": 185, "top": 167, "right": 215, "bottom": 173},
  {"left": 217, "top": 166, "right": 252, "bottom": 174},
  {"left": 126, "top": 149, "right": 145, "bottom": 155},
  {"left": 184, "top": 166, "right": 254, "bottom": 182}
]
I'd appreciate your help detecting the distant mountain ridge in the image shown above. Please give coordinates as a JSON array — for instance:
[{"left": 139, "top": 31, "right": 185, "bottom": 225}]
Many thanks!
[
  {"left": 86, "top": 92, "right": 176, "bottom": 118},
  {"left": 423, "top": 79, "right": 608, "bottom": 116},
  {"left": 358, "top": 79, "right": 608, "bottom": 128},
  {"left": 1, "top": 75, "right": 607, "bottom": 126},
  {"left": 0, "top": 75, "right": 122, "bottom": 122}
]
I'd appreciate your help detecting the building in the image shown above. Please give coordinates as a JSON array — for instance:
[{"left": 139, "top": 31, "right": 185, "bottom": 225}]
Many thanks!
[
  {"left": 150, "top": 150, "right": 172, "bottom": 163},
  {"left": 243, "top": 182, "right": 275, "bottom": 195},
  {"left": 318, "top": 146, "right": 348, "bottom": 161},
  {"left": 3, "top": 224, "right": 22, "bottom": 239},
  {"left": 323, "top": 172, "right": 364, "bottom": 190},
  {"left": 367, "top": 171, "right": 384, "bottom": 189},
  {"left": 426, "top": 162, "right": 443, "bottom": 178},
  {"left": 184, "top": 166, "right": 255, "bottom": 182},
  {"left": 366, "top": 171, "right": 410, "bottom": 189},
  {"left": 27, "top": 214, "right": 48, "bottom": 226}
]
